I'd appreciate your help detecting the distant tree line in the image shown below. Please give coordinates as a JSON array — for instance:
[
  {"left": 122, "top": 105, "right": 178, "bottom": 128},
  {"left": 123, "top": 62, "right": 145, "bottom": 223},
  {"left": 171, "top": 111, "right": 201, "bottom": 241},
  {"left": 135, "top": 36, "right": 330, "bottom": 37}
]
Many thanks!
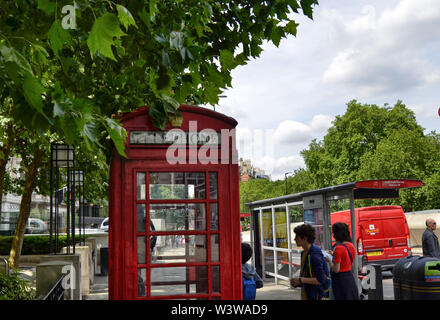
[{"left": 240, "top": 100, "right": 440, "bottom": 213}]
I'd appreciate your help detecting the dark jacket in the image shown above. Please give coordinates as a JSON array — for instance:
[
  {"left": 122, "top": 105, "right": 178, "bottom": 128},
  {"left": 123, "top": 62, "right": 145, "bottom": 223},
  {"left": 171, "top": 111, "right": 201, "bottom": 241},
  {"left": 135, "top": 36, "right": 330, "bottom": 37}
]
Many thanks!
[
  {"left": 242, "top": 263, "right": 263, "bottom": 288},
  {"left": 302, "top": 244, "right": 331, "bottom": 300},
  {"left": 422, "top": 228, "right": 440, "bottom": 258}
]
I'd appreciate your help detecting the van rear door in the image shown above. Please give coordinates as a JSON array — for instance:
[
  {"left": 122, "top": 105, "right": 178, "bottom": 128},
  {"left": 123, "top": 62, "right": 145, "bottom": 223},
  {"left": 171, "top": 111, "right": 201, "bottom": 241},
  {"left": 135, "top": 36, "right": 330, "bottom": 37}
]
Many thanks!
[
  {"left": 358, "top": 208, "right": 385, "bottom": 259},
  {"left": 379, "top": 207, "right": 410, "bottom": 260}
]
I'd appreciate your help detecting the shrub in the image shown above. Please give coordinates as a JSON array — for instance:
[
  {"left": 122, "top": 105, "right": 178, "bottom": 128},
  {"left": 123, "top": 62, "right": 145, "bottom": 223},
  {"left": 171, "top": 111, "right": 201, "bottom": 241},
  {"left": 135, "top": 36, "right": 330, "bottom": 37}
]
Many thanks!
[
  {"left": 0, "top": 271, "right": 35, "bottom": 300},
  {"left": 0, "top": 235, "right": 89, "bottom": 255}
]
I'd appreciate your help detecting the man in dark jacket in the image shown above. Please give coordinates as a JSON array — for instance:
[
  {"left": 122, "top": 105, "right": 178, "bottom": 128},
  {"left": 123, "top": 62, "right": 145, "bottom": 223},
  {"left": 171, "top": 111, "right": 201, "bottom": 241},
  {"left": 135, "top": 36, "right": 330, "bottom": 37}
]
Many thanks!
[{"left": 422, "top": 218, "right": 440, "bottom": 258}]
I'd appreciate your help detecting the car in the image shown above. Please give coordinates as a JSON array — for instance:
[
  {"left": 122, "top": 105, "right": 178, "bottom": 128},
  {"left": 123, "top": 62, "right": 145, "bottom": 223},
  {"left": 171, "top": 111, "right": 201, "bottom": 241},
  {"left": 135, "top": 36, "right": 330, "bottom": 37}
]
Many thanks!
[
  {"left": 100, "top": 217, "right": 109, "bottom": 232},
  {"left": 26, "top": 218, "right": 48, "bottom": 234}
]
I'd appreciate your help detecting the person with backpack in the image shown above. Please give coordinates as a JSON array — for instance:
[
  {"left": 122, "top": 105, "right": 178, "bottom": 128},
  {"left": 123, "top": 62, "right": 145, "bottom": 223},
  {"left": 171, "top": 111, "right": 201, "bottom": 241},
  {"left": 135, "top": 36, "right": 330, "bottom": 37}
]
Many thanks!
[
  {"left": 290, "top": 224, "right": 331, "bottom": 300},
  {"left": 241, "top": 242, "right": 263, "bottom": 300},
  {"left": 325, "top": 222, "right": 359, "bottom": 300}
]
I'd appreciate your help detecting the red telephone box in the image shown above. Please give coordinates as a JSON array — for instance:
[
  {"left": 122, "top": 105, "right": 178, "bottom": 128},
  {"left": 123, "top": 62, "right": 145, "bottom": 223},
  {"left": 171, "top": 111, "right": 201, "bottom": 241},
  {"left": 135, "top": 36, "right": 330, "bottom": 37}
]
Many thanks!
[{"left": 108, "top": 105, "right": 242, "bottom": 300}]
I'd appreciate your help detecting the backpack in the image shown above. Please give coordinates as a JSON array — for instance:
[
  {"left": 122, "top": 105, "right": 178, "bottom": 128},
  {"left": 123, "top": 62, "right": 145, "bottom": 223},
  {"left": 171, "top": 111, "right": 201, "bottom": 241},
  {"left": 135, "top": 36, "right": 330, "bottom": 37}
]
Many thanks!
[{"left": 242, "top": 276, "right": 257, "bottom": 300}]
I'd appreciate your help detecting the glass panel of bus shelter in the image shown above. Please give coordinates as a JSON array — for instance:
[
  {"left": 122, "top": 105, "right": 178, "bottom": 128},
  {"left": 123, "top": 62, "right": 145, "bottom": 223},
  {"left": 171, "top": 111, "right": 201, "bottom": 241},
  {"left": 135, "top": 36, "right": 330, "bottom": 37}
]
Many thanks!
[
  {"left": 263, "top": 249, "right": 275, "bottom": 274},
  {"left": 150, "top": 266, "right": 208, "bottom": 296},
  {"left": 150, "top": 204, "right": 206, "bottom": 231},
  {"left": 289, "top": 205, "right": 304, "bottom": 267},
  {"left": 260, "top": 208, "right": 273, "bottom": 247},
  {"left": 304, "top": 208, "right": 324, "bottom": 247},
  {"left": 274, "top": 207, "right": 288, "bottom": 249},
  {"left": 149, "top": 172, "right": 205, "bottom": 199},
  {"left": 151, "top": 235, "right": 207, "bottom": 263}
]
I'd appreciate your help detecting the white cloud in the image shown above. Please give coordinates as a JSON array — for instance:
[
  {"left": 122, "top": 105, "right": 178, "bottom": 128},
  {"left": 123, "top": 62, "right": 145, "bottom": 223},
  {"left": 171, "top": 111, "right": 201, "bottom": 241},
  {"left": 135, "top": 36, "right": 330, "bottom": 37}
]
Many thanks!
[
  {"left": 321, "top": 0, "right": 440, "bottom": 97},
  {"left": 254, "top": 155, "right": 305, "bottom": 181},
  {"left": 273, "top": 114, "right": 334, "bottom": 145},
  {"left": 212, "top": 1, "right": 440, "bottom": 178}
]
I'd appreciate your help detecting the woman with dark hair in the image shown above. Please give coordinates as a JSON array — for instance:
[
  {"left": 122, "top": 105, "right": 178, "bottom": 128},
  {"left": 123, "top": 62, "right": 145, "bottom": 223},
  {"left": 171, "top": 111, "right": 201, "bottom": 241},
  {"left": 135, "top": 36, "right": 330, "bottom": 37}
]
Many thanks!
[
  {"left": 290, "top": 224, "right": 331, "bottom": 300},
  {"left": 325, "top": 222, "right": 359, "bottom": 300}
]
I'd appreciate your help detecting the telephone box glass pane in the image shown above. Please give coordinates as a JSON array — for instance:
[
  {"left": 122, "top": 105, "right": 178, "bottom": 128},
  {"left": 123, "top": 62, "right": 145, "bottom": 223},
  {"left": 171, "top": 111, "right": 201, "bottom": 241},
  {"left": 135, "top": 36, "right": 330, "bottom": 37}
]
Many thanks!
[
  {"left": 150, "top": 266, "right": 208, "bottom": 296},
  {"left": 212, "top": 266, "right": 220, "bottom": 293},
  {"left": 150, "top": 235, "right": 207, "bottom": 263},
  {"left": 149, "top": 172, "right": 205, "bottom": 199},
  {"left": 137, "top": 204, "right": 146, "bottom": 233},
  {"left": 137, "top": 236, "right": 146, "bottom": 264},
  {"left": 137, "top": 269, "right": 146, "bottom": 297},
  {"left": 209, "top": 172, "right": 218, "bottom": 199},
  {"left": 137, "top": 173, "right": 146, "bottom": 200},
  {"left": 210, "top": 203, "right": 218, "bottom": 230},
  {"left": 150, "top": 204, "right": 206, "bottom": 231},
  {"left": 211, "top": 234, "right": 219, "bottom": 262}
]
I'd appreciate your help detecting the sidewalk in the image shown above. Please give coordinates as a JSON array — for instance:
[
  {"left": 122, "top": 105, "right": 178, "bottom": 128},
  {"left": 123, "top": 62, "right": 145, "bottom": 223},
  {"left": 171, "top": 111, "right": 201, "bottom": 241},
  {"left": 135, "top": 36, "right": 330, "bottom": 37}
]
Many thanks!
[{"left": 84, "top": 276, "right": 299, "bottom": 300}]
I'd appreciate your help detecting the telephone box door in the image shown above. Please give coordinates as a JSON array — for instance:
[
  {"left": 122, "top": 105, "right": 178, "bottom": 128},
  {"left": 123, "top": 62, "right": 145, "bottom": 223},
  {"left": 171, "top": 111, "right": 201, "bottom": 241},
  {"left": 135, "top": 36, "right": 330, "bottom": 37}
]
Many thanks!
[{"left": 125, "top": 162, "right": 234, "bottom": 299}]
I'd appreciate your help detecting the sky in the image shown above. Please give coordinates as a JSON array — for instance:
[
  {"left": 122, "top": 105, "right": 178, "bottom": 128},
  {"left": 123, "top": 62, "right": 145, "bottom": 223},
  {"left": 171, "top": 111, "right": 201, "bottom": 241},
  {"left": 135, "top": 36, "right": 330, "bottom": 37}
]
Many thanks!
[{"left": 207, "top": 0, "right": 440, "bottom": 181}]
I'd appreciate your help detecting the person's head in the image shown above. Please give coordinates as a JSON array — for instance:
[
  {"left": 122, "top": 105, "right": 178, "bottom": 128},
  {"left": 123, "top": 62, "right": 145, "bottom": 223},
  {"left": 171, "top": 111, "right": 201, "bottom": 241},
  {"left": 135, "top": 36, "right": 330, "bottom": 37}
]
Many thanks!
[
  {"left": 241, "top": 242, "right": 253, "bottom": 264},
  {"left": 426, "top": 218, "right": 437, "bottom": 231},
  {"left": 294, "top": 224, "right": 315, "bottom": 246},
  {"left": 332, "top": 222, "right": 352, "bottom": 243}
]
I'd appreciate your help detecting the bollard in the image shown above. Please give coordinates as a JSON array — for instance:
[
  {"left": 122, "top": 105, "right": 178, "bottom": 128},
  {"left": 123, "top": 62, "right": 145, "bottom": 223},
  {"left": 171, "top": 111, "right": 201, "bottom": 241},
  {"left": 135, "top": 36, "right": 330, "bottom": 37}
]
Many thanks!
[{"left": 361, "top": 264, "right": 383, "bottom": 300}]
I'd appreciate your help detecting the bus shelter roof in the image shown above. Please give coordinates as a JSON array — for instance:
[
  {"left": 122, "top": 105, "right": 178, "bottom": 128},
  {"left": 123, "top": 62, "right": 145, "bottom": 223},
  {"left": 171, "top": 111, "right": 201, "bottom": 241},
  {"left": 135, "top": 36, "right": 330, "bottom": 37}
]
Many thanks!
[{"left": 245, "top": 179, "right": 423, "bottom": 208}]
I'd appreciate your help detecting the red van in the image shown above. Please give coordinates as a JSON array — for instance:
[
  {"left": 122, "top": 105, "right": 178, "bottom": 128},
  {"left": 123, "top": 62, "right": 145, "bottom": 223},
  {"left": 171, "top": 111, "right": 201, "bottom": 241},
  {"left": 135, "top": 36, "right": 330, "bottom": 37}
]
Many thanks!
[{"left": 331, "top": 205, "right": 411, "bottom": 271}]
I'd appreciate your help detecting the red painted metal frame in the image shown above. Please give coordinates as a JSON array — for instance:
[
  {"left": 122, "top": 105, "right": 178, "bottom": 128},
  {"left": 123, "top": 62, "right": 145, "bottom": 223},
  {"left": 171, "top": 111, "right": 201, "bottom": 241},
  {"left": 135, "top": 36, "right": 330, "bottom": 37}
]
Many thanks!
[
  {"left": 354, "top": 179, "right": 423, "bottom": 189},
  {"left": 109, "top": 105, "right": 241, "bottom": 300}
]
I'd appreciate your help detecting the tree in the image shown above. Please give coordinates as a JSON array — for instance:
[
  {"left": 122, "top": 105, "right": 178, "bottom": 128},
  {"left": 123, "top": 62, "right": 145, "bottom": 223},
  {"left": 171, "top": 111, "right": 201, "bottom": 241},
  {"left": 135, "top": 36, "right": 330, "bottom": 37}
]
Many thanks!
[
  {"left": 301, "top": 100, "right": 440, "bottom": 212},
  {"left": 301, "top": 100, "right": 424, "bottom": 187},
  {"left": 1, "top": 0, "right": 320, "bottom": 268}
]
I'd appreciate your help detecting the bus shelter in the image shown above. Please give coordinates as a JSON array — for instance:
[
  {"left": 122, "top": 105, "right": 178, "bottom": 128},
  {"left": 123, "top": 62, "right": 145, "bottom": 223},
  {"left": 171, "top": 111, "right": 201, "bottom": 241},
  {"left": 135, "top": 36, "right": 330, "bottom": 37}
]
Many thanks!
[{"left": 245, "top": 179, "right": 423, "bottom": 286}]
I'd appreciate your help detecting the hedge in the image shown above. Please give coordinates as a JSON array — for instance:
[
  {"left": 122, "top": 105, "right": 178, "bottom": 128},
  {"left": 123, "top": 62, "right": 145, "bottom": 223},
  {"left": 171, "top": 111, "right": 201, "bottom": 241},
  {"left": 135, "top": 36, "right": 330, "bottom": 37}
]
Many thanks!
[{"left": 0, "top": 235, "right": 89, "bottom": 255}]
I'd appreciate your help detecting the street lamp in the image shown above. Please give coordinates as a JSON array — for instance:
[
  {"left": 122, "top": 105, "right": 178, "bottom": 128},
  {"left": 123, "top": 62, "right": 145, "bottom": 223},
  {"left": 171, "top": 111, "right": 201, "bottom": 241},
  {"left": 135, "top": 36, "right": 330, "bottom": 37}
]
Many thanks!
[
  {"left": 70, "top": 170, "right": 85, "bottom": 246},
  {"left": 50, "top": 143, "right": 75, "bottom": 255},
  {"left": 284, "top": 171, "right": 293, "bottom": 195}
]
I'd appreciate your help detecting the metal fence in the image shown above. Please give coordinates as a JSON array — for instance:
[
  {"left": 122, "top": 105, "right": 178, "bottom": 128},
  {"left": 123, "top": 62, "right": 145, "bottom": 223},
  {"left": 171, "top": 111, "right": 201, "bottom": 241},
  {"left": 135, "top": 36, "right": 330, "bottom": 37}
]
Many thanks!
[{"left": 40, "top": 275, "right": 66, "bottom": 301}]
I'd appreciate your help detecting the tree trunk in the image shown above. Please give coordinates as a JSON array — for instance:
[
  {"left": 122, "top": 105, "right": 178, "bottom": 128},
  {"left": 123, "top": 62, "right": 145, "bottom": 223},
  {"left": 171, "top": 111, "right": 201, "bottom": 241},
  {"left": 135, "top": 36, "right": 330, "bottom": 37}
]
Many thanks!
[
  {"left": 0, "top": 122, "right": 15, "bottom": 220},
  {"left": 8, "top": 148, "right": 44, "bottom": 269}
]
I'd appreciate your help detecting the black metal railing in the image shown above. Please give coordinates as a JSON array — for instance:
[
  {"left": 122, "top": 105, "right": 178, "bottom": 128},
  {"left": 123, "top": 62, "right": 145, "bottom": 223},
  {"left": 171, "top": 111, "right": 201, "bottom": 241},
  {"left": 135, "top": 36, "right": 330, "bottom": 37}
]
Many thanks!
[{"left": 41, "top": 275, "right": 66, "bottom": 300}]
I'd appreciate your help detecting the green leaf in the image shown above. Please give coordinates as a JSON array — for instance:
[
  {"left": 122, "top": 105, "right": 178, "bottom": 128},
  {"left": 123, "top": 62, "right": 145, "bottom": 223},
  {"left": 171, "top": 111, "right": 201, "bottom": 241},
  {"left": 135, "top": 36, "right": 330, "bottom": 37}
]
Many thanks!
[
  {"left": 48, "top": 21, "right": 72, "bottom": 58},
  {"left": 162, "top": 94, "right": 180, "bottom": 110},
  {"left": 53, "top": 102, "right": 65, "bottom": 117},
  {"left": 203, "top": 84, "right": 221, "bottom": 105},
  {"left": 37, "top": 0, "right": 56, "bottom": 15},
  {"left": 83, "top": 121, "right": 101, "bottom": 150},
  {"left": 285, "top": 21, "right": 299, "bottom": 36},
  {"left": 104, "top": 118, "right": 127, "bottom": 157},
  {"left": 219, "top": 50, "right": 235, "bottom": 70},
  {"left": 300, "top": 0, "right": 318, "bottom": 20},
  {"left": 87, "top": 13, "right": 126, "bottom": 61},
  {"left": 23, "top": 76, "right": 45, "bottom": 115},
  {"left": 170, "top": 31, "right": 184, "bottom": 50},
  {"left": 271, "top": 27, "right": 285, "bottom": 47},
  {"left": 0, "top": 44, "right": 34, "bottom": 76},
  {"left": 117, "top": 5, "right": 137, "bottom": 30}
]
